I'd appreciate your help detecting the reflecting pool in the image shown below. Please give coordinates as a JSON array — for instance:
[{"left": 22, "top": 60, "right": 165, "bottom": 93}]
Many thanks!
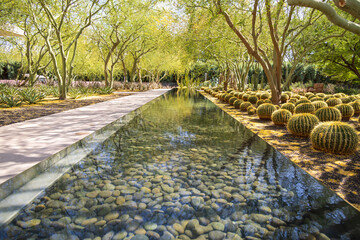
[{"left": 1, "top": 89, "right": 360, "bottom": 240}]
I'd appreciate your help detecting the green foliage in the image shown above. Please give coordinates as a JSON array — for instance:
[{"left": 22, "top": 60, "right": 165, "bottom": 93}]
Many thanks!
[
  {"left": 271, "top": 109, "right": 292, "bottom": 126},
  {"left": 19, "top": 88, "right": 46, "bottom": 104},
  {"left": 311, "top": 122, "right": 358, "bottom": 155},
  {"left": 315, "top": 107, "right": 342, "bottom": 122},
  {"left": 335, "top": 104, "right": 354, "bottom": 121},
  {"left": 287, "top": 113, "right": 320, "bottom": 137},
  {"left": 294, "top": 103, "right": 315, "bottom": 114},
  {"left": 0, "top": 87, "right": 22, "bottom": 107},
  {"left": 96, "top": 87, "right": 113, "bottom": 95},
  {"left": 257, "top": 103, "right": 276, "bottom": 120}
]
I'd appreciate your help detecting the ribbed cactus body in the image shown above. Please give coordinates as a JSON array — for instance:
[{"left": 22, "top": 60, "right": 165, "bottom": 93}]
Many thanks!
[
  {"left": 294, "top": 103, "right": 315, "bottom": 114},
  {"left": 281, "top": 94, "right": 289, "bottom": 103},
  {"left": 310, "top": 122, "right": 358, "bottom": 154},
  {"left": 295, "top": 99, "right": 311, "bottom": 106},
  {"left": 310, "top": 97, "right": 324, "bottom": 102},
  {"left": 233, "top": 99, "right": 244, "bottom": 109},
  {"left": 315, "top": 107, "right": 342, "bottom": 122},
  {"left": 224, "top": 94, "right": 233, "bottom": 102},
  {"left": 242, "top": 94, "right": 250, "bottom": 101},
  {"left": 229, "top": 97, "right": 238, "bottom": 105},
  {"left": 240, "top": 102, "right": 252, "bottom": 111},
  {"left": 326, "top": 98, "right": 342, "bottom": 107},
  {"left": 271, "top": 109, "right": 292, "bottom": 126},
  {"left": 350, "top": 102, "right": 360, "bottom": 114},
  {"left": 287, "top": 113, "right": 320, "bottom": 137},
  {"left": 340, "top": 97, "right": 351, "bottom": 104},
  {"left": 256, "top": 99, "right": 265, "bottom": 106},
  {"left": 257, "top": 103, "right": 276, "bottom": 120},
  {"left": 260, "top": 93, "right": 270, "bottom": 100},
  {"left": 335, "top": 104, "right": 354, "bottom": 121},
  {"left": 281, "top": 103, "right": 295, "bottom": 113},
  {"left": 248, "top": 95, "right": 258, "bottom": 104},
  {"left": 247, "top": 107, "right": 256, "bottom": 115},
  {"left": 312, "top": 101, "right": 328, "bottom": 110}
]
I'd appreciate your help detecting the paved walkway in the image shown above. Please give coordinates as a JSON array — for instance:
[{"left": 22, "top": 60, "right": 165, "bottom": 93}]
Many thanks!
[{"left": 0, "top": 89, "right": 170, "bottom": 185}]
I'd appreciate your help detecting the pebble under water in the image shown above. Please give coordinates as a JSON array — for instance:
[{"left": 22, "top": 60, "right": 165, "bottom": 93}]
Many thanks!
[{"left": 1, "top": 90, "right": 360, "bottom": 240}]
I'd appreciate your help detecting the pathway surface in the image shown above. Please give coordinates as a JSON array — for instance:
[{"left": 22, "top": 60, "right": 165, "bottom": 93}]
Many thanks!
[{"left": 0, "top": 89, "right": 170, "bottom": 185}]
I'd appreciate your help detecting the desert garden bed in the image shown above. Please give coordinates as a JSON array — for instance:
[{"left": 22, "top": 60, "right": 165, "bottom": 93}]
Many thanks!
[{"left": 200, "top": 90, "right": 360, "bottom": 211}]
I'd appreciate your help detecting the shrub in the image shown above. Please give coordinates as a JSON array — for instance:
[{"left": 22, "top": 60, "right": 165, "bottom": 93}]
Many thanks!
[
  {"left": 315, "top": 107, "right": 342, "bottom": 122},
  {"left": 0, "top": 93, "right": 22, "bottom": 108},
  {"left": 271, "top": 109, "right": 292, "bottom": 126},
  {"left": 294, "top": 103, "right": 315, "bottom": 114},
  {"left": 19, "top": 88, "right": 46, "bottom": 104},
  {"left": 229, "top": 97, "right": 238, "bottom": 106},
  {"left": 287, "top": 113, "right": 320, "bottom": 137},
  {"left": 281, "top": 103, "right": 295, "bottom": 113},
  {"left": 326, "top": 97, "right": 342, "bottom": 107},
  {"left": 240, "top": 102, "right": 252, "bottom": 111},
  {"left": 312, "top": 101, "right": 328, "bottom": 110},
  {"left": 295, "top": 99, "right": 311, "bottom": 106},
  {"left": 310, "top": 122, "right": 358, "bottom": 154},
  {"left": 234, "top": 99, "right": 243, "bottom": 109},
  {"left": 248, "top": 95, "right": 258, "bottom": 104},
  {"left": 257, "top": 103, "right": 276, "bottom": 120},
  {"left": 335, "top": 104, "right": 354, "bottom": 121},
  {"left": 350, "top": 102, "right": 360, "bottom": 115},
  {"left": 95, "top": 86, "right": 113, "bottom": 95}
]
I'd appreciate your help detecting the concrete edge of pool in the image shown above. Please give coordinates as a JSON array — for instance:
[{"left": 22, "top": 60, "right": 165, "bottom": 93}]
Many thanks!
[{"left": 0, "top": 89, "right": 170, "bottom": 225}]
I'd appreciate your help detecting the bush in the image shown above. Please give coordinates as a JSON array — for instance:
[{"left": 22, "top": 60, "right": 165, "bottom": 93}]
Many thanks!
[
  {"left": 257, "top": 103, "right": 276, "bottom": 120},
  {"left": 281, "top": 103, "right": 295, "bottom": 113},
  {"left": 0, "top": 94, "right": 22, "bottom": 108},
  {"left": 19, "top": 88, "right": 46, "bottom": 104},
  {"left": 326, "top": 97, "right": 342, "bottom": 107},
  {"left": 294, "top": 103, "right": 315, "bottom": 114},
  {"left": 287, "top": 113, "right": 319, "bottom": 137},
  {"left": 310, "top": 122, "right": 358, "bottom": 154},
  {"left": 335, "top": 104, "right": 354, "bottom": 121},
  {"left": 271, "top": 109, "right": 292, "bottom": 126},
  {"left": 315, "top": 107, "right": 342, "bottom": 122}
]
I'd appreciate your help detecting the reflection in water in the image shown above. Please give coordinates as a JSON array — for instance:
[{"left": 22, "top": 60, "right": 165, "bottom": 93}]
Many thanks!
[{"left": 1, "top": 89, "right": 360, "bottom": 240}]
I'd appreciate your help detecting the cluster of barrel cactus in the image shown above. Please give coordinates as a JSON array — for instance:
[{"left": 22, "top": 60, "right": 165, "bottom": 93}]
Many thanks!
[{"left": 203, "top": 87, "right": 359, "bottom": 155}]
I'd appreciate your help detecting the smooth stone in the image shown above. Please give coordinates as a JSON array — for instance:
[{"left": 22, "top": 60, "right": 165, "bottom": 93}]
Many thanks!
[
  {"left": 99, "top": 191, "right": 112, "bottom": 198},
  {"left": 160, "top": 231, "right": 175, "bottom": 240},
  {"left": 208, "top": 231, "right": 225, "bottom": 240},
  {"left": 191, "top": 197, "right": 203, "bottom": 208},
  {"left": 50, "top": 192, "right": 62, "bottom": 200},
  {"left": 271, "top": 217, "right": 285, "bottom": 227},
  {"left": 105, "top": 212, "right": 119, "bottom": 221},
  {"left": 81, "top": 218, "right": 98, "bottom": 226},
  {"left": 103, "top": 231, "right": 115, "bottom": 240},
  {"left": 173, "top": 223, "right": 184, "bottom": 234},
  {"left": 17, "top": 219, "right": 41, "bottom": 228},
  {"left": 127, "top": 220, "right": 140, "bottom": 232},
  {"left": 116, "top": 196, "right": 126, "bottom": 205},
  {"left": 144, "top": 222, "right": 158, "bottom": 231},
  {"left": 146, "top": 231, "right": 161, "bottom": 240},
  {"left": 318, "top": 233, "right": 331, "bottom": 240},
  {"left": 86, "top": 191, "right": 99, "bottom": 198},
  {"left": 259, "top": 206, "right": 272, "bottom": 214},
  {"left": 113, "top": 231, "right": 128, "bottom": 240},
  {"left": 141, "top": 187, "right": 152, "bottom": 193},
  {"left": 161, "top": 185, "right": 174, "bottom": 193},
  {"left": 211, "top": 222, "right": 225, "bottom": 231},
  {"left": 34, "top": 204, "right": 46, "bottom": 212},
  {"left": 135, "top": 228, "right": 147, "bottom": 235},
  {"left": 50, "top": 233, "right": 79, "bottom": 240},
  {"left": 251, "top": 214, "right": 272, "bottom": 224},
  {"left": 130, "top": 235, "right": 149, "bottom": 240},
  {"left": 95, "top": 220, "right": 106, "bottom": 226}
]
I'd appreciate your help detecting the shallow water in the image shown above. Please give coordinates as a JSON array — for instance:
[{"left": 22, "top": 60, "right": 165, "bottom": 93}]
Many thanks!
[{"left": 1, "top": 89, "right": 360, "bottom": 240}]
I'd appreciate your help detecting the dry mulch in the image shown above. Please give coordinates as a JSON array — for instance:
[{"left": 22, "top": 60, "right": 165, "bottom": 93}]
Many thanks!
[
  {"left": 0, "top": 93, "right": 131, "bottom": 127},
  {"left": 201, "top": 91, "right": 360, "bottom": 211}
]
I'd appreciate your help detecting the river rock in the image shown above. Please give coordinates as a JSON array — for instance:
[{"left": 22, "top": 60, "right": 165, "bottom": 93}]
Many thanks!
[
  {"left": 113, "top": 231, "right": 127, "bottom": 240},
  {"left": 144, "top": 222, "right": 158, "bottom": 231},
  {"left": 131, "top": 235, "right": 149, "bottom": 240},
  {"left": 208, "top": 231, "right": 225, "bottom": 240}
]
